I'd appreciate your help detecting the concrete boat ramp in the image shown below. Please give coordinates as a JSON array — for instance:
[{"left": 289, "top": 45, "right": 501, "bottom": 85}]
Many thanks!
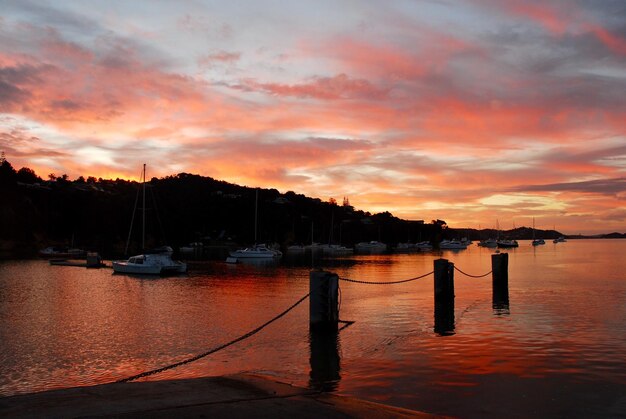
[{"left": 0, "top": 374, "right": 440, "bottom": 418}]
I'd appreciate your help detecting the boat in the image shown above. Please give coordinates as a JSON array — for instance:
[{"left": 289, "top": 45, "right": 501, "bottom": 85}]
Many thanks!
[
  {"left": 415, "top": 241, "right": 433, "bottom": 251},
  {"left": 286, "top": 244, "right": 306, "bottom": 253},
  {"left": 112, "top": 246, "right": 187, "bottom": 274},
  {"left": 531, "top": 218, "right": 545, "bottom": 246},
  {"left": 229, "top": 189, "right": 282, "bottom": 259},
  {"left": 321, "top": 244, "right": 353, "bottom": 255},
  {"left": 553, "top": 236, "right": 566, "bottom": 243},
  {"left": 229, "top": 244, "right": 282, "bottom": 258},
  {"left": 39, "top": 246, "right": 87, "bottom": 258},
  {"left": 478, "top": 238, "right": 497, "bottom": 248},
  {"left": 179, "top": 242, "right": 203, "bottom": 254},
  {"left": 497, "top": 239, "right": 519, "bottom": 248},
  {"left": 355, "top": 241, "right": 387, "bottom": 253},
  {"left": 439, "top": 239, "right": 468, "bottom": 250},
  {"left": 112, "top": 164, "right": 187, "bottom": 275}
]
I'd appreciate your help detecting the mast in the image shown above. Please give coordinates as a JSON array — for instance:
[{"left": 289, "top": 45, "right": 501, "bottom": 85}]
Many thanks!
[
  {"left": 142, "top": 163, "right": 146, "bottom": 251},
  {"left": 254, "top": 188, "right": 258, "bottom": 244}
]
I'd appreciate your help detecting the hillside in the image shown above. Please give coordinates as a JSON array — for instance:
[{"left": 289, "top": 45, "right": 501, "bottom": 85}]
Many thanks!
[{"left": 0, "top": 160, "right": 442, "bottom": 258}]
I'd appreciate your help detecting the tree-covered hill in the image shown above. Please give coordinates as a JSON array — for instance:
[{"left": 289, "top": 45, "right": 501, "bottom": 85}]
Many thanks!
[{"left": 0, "top": 159, "right": 443, "bottom": 258}]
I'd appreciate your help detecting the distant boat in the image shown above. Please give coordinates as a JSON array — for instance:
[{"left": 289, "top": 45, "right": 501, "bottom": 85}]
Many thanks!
[
  {"left": 179, "top": 242, "right": 203, "bottom": 254},
  {"left": 439, "top": 239, "right": 468, "bottom": 250},
  {"left": 355, "top": 241, "right": 387, "bottom": 253},
  {"left": 39, "top": 246, "right": 87, "bottom": 258},
  {"left": 415, "top": 241, "right": 433, "bottom": 251},
  {"left": 532, "top": 218, "right": 545, "bottom": 246},
  {"left": 286, "top": 244, "right": 306, "bottom": 253},
  {"left": 478, "top": 239, "right": 497, "bottom": 248},
  {"left": 229, "top": 189, "right": 282, "bottom": 259},
  {"left": 229, "top": 244, "right": 282, "bottom": 258},
  {"left": 497, "top": 239, "right": 519, "bottom": 248},
  {"left": 112, "top": 164, "right": 187, "bottom": 275},
  {"left": 553, "top": 236, "right": 566, "bottom": 243},
  {"left": 321, "top": 244, "right": 354, "bottom": 255}
]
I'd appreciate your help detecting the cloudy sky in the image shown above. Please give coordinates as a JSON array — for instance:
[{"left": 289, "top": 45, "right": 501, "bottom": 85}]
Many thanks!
[{"left": 1, "top": 0, "right": 625, "bottom": 234}]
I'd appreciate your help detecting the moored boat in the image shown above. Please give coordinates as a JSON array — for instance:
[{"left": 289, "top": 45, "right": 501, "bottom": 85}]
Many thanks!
[
  {"left": 112, "top": 164, "right": 186, "bottom": 276},
  {"left": 478, "top": 238, "right": 497, "bottom": 248},
  {"left": 112, "top": 246, "right": 187, "bottom": 274},
  {"left": 439, "top": 239, "right": 467, "bottom": 250},
  {"left": 497, "top": 239, "right": 519, "bottom": 248},
  {"left": 355, "top": 241, "right": 387, "bottom": 253},
  {"left": 229, "top": 244, "right": 282, "bottom": 258}
]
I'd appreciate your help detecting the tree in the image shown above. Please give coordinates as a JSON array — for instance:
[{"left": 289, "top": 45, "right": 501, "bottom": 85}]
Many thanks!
[
  {"left": 432, "top": 219, "right": 448, "bottom": 229},
  {"left": 16, "top": 167, "right": 41, "bottom": 184},
  {"left": 329, "top": 197, "right": 337, "bottom": 206},
  {"left": 0, "top": 157, "right": 17, "bottom": 186}
]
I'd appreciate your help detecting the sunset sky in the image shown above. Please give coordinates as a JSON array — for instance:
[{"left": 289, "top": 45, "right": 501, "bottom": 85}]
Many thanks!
[{"left": 1, "top": 0, "right": 625, "bottom": 234}]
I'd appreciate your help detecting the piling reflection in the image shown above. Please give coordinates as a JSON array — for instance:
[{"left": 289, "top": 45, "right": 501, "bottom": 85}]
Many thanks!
[
  {"left": 309, "top": 329, "right": 341, "bottom": 391},
  {"left": 493, "top": 301, "right": 510, "bottom": 316}
]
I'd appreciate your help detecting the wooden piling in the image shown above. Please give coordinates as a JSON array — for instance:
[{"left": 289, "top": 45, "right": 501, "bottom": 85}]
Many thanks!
[
  {"left": 309, "top": 270, "right": 339, "bottom": 331},
  {"left": 492, "top": 253, "right": 509, "bottom": 307},
  {"left": 434, "top": 258, "right": 454, "bottom": 305},
  {"left": 434, "top": 259, "right": 455, "bottom": 335}
]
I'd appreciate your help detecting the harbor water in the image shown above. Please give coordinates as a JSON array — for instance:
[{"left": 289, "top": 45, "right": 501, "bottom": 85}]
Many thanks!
[{"left": 1, "top": 239, "right": 625, "bottom": 417}]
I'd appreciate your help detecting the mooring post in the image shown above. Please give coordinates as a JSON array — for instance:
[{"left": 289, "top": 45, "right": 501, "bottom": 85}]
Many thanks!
[
  {"left": 434, "top": 258, "right": 455, "bottom": 334},
  {"left": 492, "top": 253, "right": 509, "bottom": 308},
  {"left": 309, "top": 270, "right": 339, "bottom": 331},
  {"left": 434, "top": 258, "right": 454, "bottom": 305}
]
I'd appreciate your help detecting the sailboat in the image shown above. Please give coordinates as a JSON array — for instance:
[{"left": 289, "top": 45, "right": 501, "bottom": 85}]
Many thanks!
[
  {"left": 321, "top": 211, "right": 353, "bottom": 255},
  {"left": 532, "top": 218, "right": 545, "bottom": 246},
  {"left": 229, "top": 189, "right": 282, "bottom": 259},
  {"left": 112, "top": 164, "right": 187, "bottom": 275},
  {"left": 496, "top": 219, "right": 519, "bottom": 248}
]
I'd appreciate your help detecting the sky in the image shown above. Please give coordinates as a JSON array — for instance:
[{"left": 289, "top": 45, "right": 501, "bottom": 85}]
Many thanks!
[{"left": 1, "top": 0, "right": 625, "bottom": 234}]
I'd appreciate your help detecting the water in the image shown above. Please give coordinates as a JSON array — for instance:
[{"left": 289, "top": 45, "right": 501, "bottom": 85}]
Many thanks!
[{"left": 1, "top": 240, "right": 626, "bottom": 417}]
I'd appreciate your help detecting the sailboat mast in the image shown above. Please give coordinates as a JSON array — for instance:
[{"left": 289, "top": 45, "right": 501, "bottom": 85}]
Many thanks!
[
  {"left": 142, "top": 163, "right": 146, "bottom": 251},
  {"left": 254, "top": 188, "right": 258, "bottom": 244}
]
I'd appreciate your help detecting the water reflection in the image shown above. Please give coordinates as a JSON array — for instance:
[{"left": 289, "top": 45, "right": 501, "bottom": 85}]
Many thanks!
[{"left": 309, "top": 329, "right": 341, "bottom": 391}]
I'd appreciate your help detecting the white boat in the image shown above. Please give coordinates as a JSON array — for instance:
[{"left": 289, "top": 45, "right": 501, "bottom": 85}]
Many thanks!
[
  {"left": 229, "top": 244, "right": 282, "bottom": 258},
  {"left": 553, "top": 236, "right": 566, "bottom": 243},
  {"left": 355, "top": 241, "right": 387, "bottom": 253},
  {"left": 112, "top": 246, "right": 187, "bottom": 274},
  {"left": 229, "top": 189, "right": 282, "bottom": 260},
  {"left": 531, "top": 218, "right": 545, "bottom": 246},
  {"left": 112, "top": 164, "right": 187, "bottom": 275},
  {"left": 439, "top": 239, "right": 468, "bottom": 250}
]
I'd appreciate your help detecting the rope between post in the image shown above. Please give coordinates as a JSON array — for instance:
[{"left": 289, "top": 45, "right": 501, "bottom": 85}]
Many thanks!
[
  {"left": 114, "top": 292, "right": 310, "bottom": 383},
  {"left": 453, "top": 266, "right": 492, "bottom": 278},
  {"left": 339, "top": 271, "right": 434, "bottom": 285}
]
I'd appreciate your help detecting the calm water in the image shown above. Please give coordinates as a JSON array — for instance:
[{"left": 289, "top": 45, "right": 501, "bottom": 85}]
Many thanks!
[{"left": 1, "top": 240, "right": 626, "bottom": 417}]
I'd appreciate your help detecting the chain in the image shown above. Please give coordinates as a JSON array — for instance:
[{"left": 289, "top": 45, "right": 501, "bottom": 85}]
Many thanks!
[
  {"left": 339, "top": 270, "right": 434, "bottom": 285},
  {"left": 453, "top": 266, "right": 492, "bottom": 278}
]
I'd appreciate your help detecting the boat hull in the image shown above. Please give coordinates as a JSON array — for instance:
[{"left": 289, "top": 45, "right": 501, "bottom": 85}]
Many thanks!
[{"left": 112, "top": 253, "right": 187, "bottom": 275}]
